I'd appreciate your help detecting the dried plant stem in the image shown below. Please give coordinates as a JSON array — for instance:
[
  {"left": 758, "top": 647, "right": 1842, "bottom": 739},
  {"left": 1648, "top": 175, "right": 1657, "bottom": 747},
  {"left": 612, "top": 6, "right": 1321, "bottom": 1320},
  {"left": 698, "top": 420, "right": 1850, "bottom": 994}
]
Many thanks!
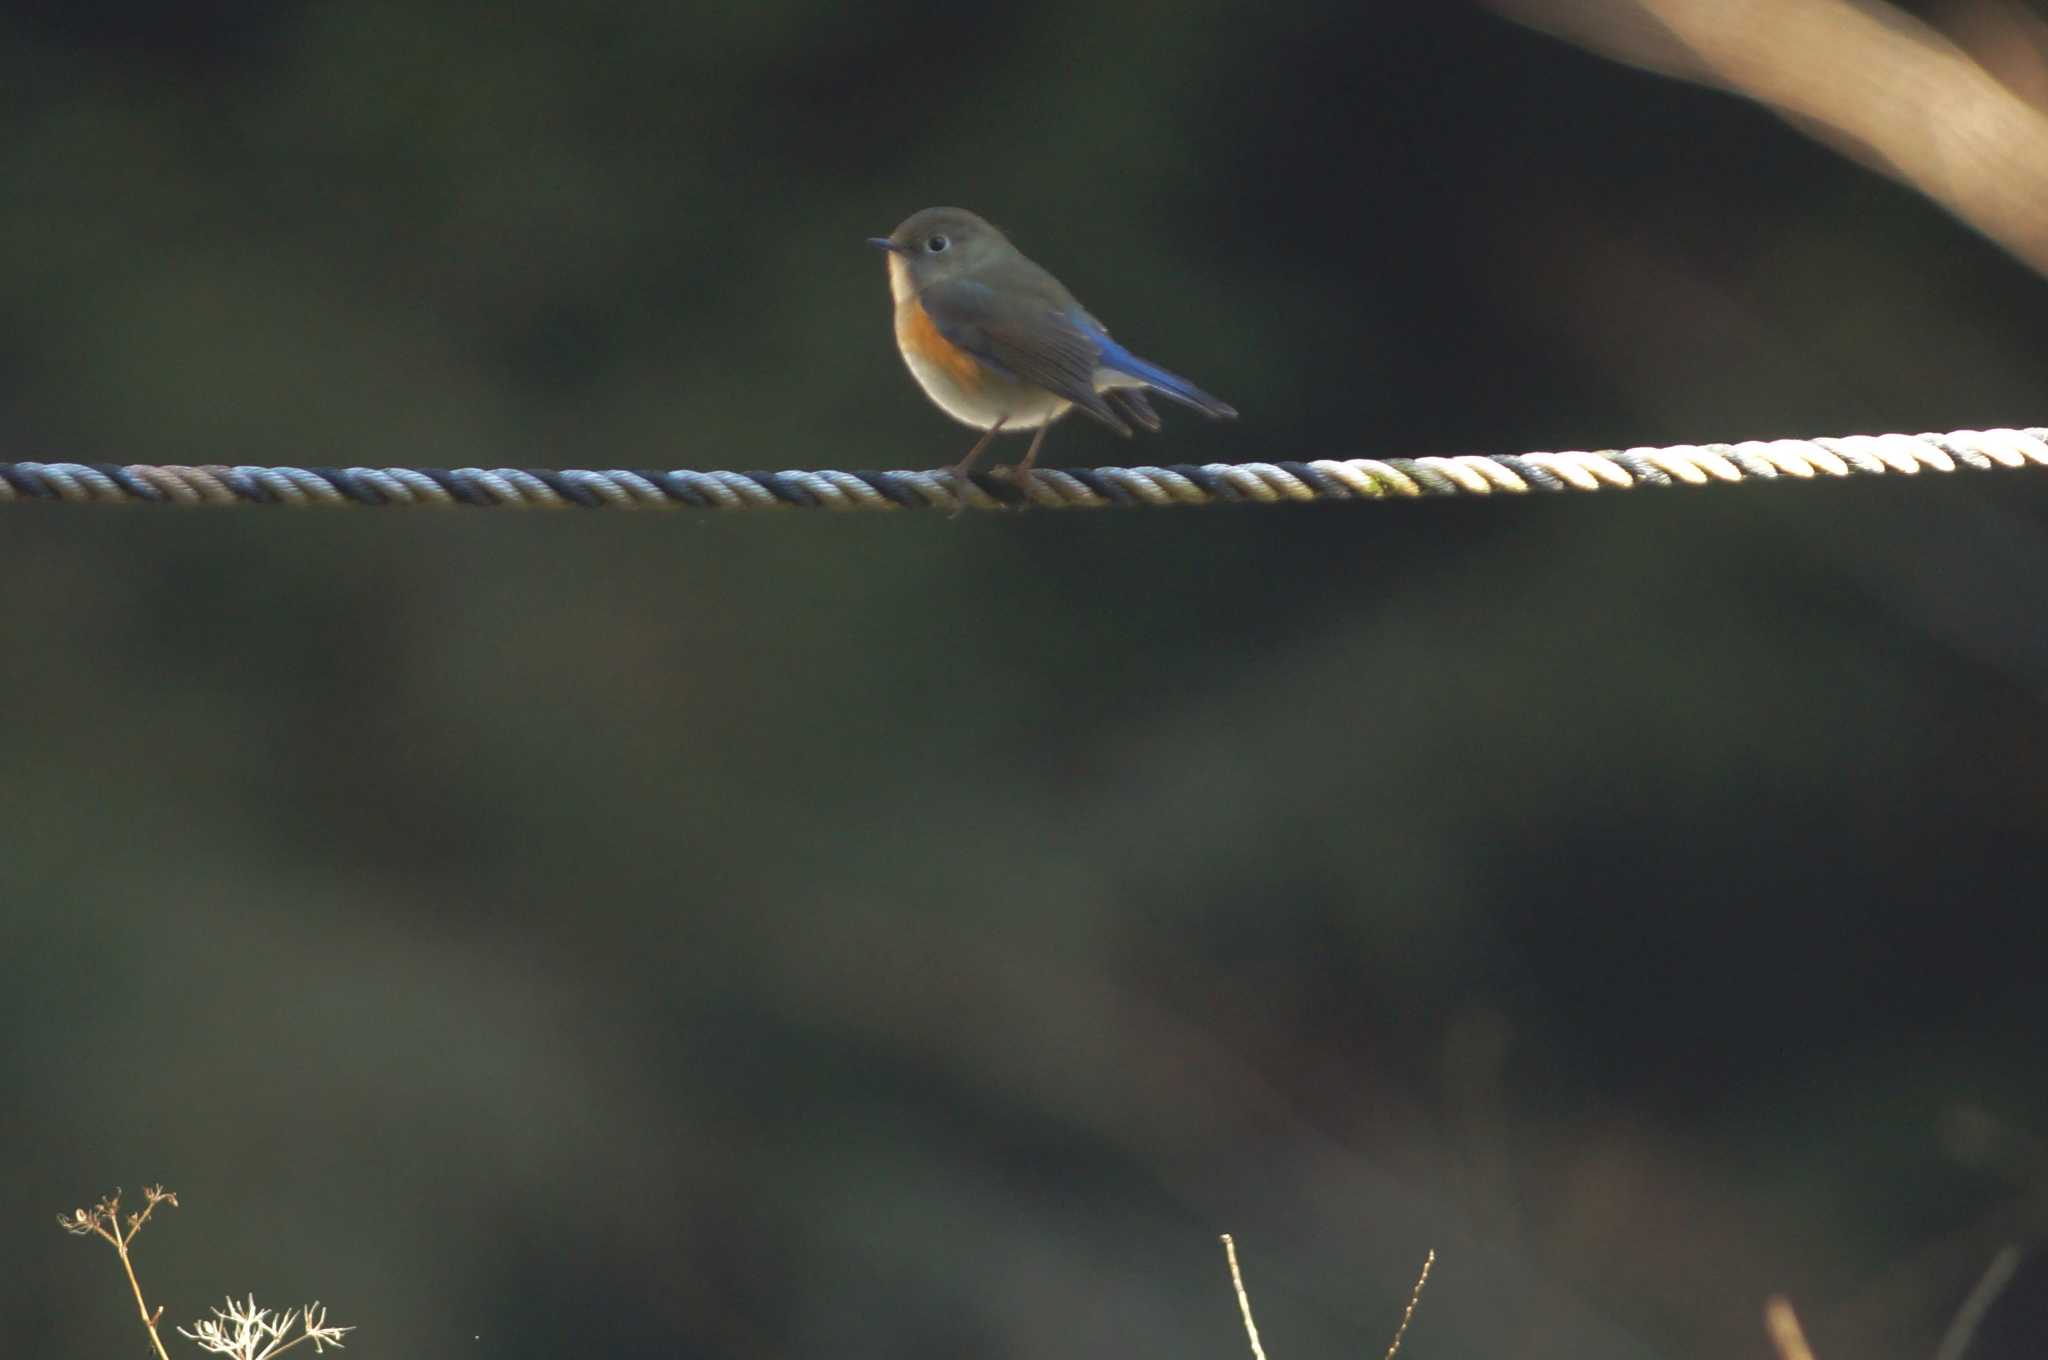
[
  {"left": 1933, "top": 1246, "right": 2024, "bottom": 1360},
  {"left": 113, "top": 1231, "right": 173, "bottom": 1360},
  {"left": 59, "top": 1188, "right": 178, "bottom": 1360},
  {"left": 1764, "top": 1295, "right": 1818, "bottom": 1360},
  {"left": 1383, "top": 1250, "right": 1435, "bottom": 1360},
  {"left": 1218, "top": 1235, "right": 1435, "bottom": 1360},
  {"left": 1219, "top": 1235, "right": 1269, "bottom": 1360},
  {"left": 63, "top": 1186, "right": 353, "bottom": 1359}
]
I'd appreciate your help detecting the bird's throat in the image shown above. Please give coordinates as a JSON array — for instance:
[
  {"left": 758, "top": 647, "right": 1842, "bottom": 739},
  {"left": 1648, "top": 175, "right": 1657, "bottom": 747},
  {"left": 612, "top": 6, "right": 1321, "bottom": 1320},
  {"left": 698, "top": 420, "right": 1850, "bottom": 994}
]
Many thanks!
[{"left": 884, "top": 253, "right": 917, "bottom": 305}]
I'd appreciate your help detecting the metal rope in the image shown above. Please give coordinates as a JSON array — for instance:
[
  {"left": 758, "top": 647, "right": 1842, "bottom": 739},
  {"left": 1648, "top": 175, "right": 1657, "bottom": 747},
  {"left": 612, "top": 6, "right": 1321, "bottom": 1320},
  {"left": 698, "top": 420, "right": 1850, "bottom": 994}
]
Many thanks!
[{"left": 2, "top": 426, "right": 2044, "bottom": 512}]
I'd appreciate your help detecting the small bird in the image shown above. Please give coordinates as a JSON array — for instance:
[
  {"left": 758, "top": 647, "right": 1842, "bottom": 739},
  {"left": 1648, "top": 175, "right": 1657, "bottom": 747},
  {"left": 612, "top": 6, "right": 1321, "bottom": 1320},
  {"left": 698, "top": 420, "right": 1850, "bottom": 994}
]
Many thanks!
[{"left": 869, "top": 207, "right": 1236, "bottom": 480}]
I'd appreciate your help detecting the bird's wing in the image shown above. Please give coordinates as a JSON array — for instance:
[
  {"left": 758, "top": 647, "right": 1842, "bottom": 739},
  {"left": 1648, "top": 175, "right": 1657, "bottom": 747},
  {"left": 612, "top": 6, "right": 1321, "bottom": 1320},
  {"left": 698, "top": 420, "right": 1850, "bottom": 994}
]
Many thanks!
[
  {"left": 917, "top": 277, "right": 1129, "bottom": 434},
  {"left": 1073, "top": 312, "right": 1238, "bottom": 419}
]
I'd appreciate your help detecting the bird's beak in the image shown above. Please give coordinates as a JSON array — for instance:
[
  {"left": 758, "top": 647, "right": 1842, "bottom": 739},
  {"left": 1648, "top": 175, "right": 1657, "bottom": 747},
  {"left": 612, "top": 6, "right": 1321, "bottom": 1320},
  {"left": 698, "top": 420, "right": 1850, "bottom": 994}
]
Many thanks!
[{"left": 867, "top": 236, "right": 909, "bottom": 254}]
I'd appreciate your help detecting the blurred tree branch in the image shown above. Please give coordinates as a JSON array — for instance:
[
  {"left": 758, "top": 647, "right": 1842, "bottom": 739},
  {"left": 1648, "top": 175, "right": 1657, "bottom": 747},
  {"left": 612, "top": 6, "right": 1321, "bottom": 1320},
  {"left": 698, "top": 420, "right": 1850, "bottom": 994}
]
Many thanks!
[{"left": 1491, "top": 0, "right": 2048, "bottom": 276}]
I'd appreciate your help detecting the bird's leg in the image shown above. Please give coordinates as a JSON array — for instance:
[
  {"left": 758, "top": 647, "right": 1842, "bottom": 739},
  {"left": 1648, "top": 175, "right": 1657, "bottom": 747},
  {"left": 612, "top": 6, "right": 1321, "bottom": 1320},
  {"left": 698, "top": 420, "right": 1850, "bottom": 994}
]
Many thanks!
[
  {"left": 950, "top": 417, "right": 1007, "bottom": 509},
  {"left": 1011, "top": 425, "right": 1051, "bottom": 495}
]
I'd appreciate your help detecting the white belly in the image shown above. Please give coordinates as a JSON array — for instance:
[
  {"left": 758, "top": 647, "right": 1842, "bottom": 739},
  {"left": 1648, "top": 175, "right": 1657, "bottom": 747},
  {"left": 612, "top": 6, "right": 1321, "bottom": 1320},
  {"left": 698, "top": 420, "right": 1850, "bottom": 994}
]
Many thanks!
[{"left": 898, "top": 339, "right": 1071, "bottom": 431}]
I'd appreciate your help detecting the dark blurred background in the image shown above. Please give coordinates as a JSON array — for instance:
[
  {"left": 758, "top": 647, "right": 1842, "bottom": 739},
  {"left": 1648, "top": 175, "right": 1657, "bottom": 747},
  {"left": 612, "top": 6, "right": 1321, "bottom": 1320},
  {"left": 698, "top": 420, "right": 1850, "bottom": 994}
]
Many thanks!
[{"left": 7, "top": 2, "right": 2047, "bottom": 1358}]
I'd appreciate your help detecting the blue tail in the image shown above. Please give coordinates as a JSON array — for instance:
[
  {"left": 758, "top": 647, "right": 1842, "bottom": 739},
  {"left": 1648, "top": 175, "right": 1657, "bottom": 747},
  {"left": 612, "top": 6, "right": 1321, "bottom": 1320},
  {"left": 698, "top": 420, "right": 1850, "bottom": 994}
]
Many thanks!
[{"left": 1092, "top": 334, "right": 1238, "bottom": 420}]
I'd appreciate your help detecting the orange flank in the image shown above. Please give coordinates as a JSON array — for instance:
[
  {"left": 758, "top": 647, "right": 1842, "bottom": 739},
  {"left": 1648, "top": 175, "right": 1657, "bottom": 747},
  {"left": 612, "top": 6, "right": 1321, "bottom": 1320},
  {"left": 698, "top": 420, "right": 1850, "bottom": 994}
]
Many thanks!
[{"left": 897, "top": 300, "right": 986, "bottom": 390}]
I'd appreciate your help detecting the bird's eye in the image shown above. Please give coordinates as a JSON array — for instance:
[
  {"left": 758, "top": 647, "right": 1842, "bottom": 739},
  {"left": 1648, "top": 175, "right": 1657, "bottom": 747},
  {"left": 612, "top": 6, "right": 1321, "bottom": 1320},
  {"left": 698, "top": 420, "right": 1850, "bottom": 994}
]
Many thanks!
[{"left": 925, "top": 234, "right": 949, "bottom": 253}]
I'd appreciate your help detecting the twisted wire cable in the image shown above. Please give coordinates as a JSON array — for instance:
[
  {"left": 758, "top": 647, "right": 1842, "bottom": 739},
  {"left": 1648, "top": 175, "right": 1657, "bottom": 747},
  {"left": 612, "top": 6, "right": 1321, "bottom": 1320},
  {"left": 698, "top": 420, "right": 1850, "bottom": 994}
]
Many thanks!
[{"left": 2, "top": 426, "right": 2044, "bottom": 512}]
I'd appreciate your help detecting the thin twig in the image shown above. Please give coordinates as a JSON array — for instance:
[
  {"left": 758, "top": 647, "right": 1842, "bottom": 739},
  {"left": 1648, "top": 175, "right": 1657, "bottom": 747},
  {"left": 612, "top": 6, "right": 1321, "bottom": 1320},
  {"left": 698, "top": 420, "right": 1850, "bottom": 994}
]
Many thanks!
[
  {"left": 1932, "top": 1245, "right": 2024, "bottom": 1360},
  {"left": 63, "top": 1190, "right": 177, "bottom": 1360},
  {"left": 114, "top": 1234, "right": 174, "bottom": 1360},
  {"left": 1219, "top": 1235, "right": 1435, "bottom": 1360},
  {"left": 1764, "top": 1295, "right": 1818, "bottom": 1360},
  {"left": 1219, "top": 1235, "right": 1269, "bottom": 1360},
  {"left": 1383, "top": 1251, "right": 1435, "bottom": 1360}
]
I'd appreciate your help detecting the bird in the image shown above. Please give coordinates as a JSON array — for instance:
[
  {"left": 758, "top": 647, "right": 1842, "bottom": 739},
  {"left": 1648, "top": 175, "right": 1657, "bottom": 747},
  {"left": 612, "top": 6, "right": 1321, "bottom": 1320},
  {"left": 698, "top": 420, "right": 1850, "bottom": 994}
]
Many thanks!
[{"left": 868, "top": 207, "right": 1236, "bottom": 482}]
